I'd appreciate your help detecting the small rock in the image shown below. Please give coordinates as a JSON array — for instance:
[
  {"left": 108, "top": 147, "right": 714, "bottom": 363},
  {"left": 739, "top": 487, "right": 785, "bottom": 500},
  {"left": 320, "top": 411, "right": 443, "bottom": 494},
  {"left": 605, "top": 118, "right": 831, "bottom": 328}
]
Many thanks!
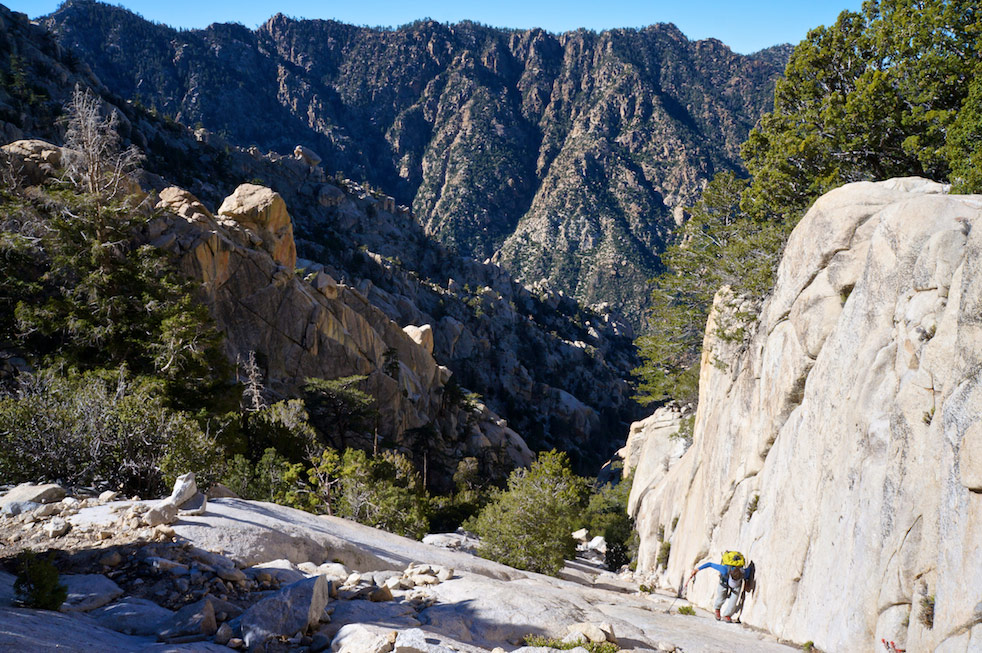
[
  {"left": 310, "top": 631, "right": 332, "bottom": 652},
  {"left": 145, "top": 556, "right": 189, "bottom": 576},
  {"left": 45, "top": 517, "right": 70, "bottom": 538},
  {"left": 99, "top": 551, "right": 122, "bottom": 567},
  {"left": 656, "top": 642, "right": 678, "bottom": 652},
  {"left": 2, "top": 501, "right": 39, "bottom": 517},
  {"left": 330, "top": 623, "right": 395, "bottom": 653},
  {"left": 215, "top": 622, "right": 233, "bottom": 645},
  {"left": 217, "top": 566, "right": 246, "bottom": 583},
  {"left": 99, "top": 491, "right": 118, "bottom": 503},
  {"left": 90, "top": 597, "right": 175, "bottom": 636},
  {"left": 205, "top": 483, "right": 239, "bottom": 499},
  {"left": 392, "top": 627, "right": 455, "bottom": 653},
  {"left": 62, "top": 574, "right": 124, "bottom": 612},
  {"left": 0, "top": 483, "right": 66, "bottom": 509},
  {"left": 178, "top": 491, "right": 207, "bottom": 515},
  {"left": 156, "top": 597, "right": 217, "bottom": 641},
  {"left": 240, "top": 575, "right": 330, "bottom": 648},
  {"left": 369, "top": 585, "right": 393, "bottom": 602},
  {"left": 34, "top": 503, "right": 61, "bottom": 518},
  {"left": 228, "top": 637, "right": 244, "bottom": 649},
  {"left": 144, "top": 501, "right": 178, "bottom": 527},
  {"left": 168, "top": 472, "right": 198, "bottom": 507},
  {"left": 154, "top": 525, "right": 176, "bottom": 540}
]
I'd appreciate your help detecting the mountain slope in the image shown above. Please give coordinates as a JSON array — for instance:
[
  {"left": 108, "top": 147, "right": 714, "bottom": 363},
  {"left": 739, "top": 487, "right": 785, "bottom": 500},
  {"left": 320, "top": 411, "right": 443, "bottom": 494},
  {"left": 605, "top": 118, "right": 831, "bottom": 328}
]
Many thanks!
[
  {"left": 0, "top": 3, "right": 639, "bottom": 478},
  {"left": 43, "top": 0, "right": 790, "bottom": 323}
]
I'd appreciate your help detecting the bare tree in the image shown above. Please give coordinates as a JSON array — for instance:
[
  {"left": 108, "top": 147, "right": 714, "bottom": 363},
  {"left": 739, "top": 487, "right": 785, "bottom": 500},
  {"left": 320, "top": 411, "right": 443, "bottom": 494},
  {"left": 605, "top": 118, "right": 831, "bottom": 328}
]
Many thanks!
[
  {"left": 62, "top": 85, "right": 142, "bottom": 199},
  {"left": 240, "top": 350, "right": 267, "bottom": 412}
]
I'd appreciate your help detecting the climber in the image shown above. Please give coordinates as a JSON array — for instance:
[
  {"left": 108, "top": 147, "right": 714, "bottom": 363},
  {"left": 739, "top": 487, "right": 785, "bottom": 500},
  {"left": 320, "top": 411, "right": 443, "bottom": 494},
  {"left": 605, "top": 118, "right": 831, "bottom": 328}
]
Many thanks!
[{"left": 689, "top": 551, "right": 752, "bottom": 623}]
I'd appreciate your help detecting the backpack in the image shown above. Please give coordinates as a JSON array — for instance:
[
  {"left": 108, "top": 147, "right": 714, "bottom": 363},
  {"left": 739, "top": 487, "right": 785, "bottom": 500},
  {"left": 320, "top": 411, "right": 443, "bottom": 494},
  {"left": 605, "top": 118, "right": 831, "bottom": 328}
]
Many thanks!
[
  {"left": 721, "top": 550, "right": 745, "bottom": 567},
  {"left": 744, "top": 561, "right": 756, "bottom": 592}
]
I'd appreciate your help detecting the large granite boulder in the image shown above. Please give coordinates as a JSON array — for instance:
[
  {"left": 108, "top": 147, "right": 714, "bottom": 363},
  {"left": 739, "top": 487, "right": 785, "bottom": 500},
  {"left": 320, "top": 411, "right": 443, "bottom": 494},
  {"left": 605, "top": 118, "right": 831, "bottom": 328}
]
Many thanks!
[{"left": 629, "top": 178, "right": 982, "bottom": 652}]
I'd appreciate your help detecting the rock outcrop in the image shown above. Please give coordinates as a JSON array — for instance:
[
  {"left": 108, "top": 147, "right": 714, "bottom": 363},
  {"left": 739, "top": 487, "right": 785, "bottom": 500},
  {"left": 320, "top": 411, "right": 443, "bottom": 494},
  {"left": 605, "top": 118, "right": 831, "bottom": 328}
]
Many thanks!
[
  {"left": 44, "top": 1, "right": 790, "bottom": 323},
  {"left": 152, "top": 182, "right": 533, "bottom": 480},
  {"left": 629, "top": 178, "right": 982, "bottom": 652}
]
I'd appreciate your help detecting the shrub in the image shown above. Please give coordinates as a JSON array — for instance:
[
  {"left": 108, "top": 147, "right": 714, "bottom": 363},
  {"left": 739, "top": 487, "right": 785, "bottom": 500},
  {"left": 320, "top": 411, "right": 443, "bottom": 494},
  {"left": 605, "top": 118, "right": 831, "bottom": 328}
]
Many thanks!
[
  {"left": 523, "top": 634, "right": 619, "bottom": 652},
  {"left": 746, "top": 495, "right": 760, "bottom": 521},
  {"left": 657, "top": 541, "right": 671, "bottom": 568},
  {"left": 13, "top": 550, "right": 67, "bottom": 610},
  {"left": 334, "top": 448, "right": 430, "bottom": 539},
  {"left": 678, "top": 605, "right": 696, "bottom": 616},
  {"left": 0, "top": 367, "right": 220, "bottom": 496},
  {"left": 920, "top": 595, "right": 935, "bottom": 629},
  {"left": 469, "top": 450, "right": 589, "bottom": 576},
  {"left": 579, "top": 477, "right": 635, "bottom": 571}
]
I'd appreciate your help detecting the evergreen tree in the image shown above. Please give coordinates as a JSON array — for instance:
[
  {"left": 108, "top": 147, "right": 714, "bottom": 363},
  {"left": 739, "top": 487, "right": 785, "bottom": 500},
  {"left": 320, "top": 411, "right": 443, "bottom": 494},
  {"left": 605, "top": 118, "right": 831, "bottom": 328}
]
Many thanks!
[{"left": 469, "top": 450, "right": 588, "bottom": 576}]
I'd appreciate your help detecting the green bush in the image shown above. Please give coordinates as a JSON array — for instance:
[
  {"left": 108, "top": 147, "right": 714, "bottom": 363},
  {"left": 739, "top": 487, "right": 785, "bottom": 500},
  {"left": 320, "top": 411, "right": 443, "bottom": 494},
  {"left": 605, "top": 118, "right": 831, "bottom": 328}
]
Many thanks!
[
  {"left": 657, "top": 540, "right": 671, "bottom": 568},
  {"left": 468, "top": 450, "right": 588, "bottom": 576},
  {"left": 678, "top": 605, "right": 696, "bottom": 616},
  {"left": 13, "top": 550, "right": 67, "bottom": 610},
  {"left": 523, "top": 634, "right": 619, "bottom": 652},
  {"left": 0, "top": 367, "right": 221, "bottom": 496},
  {"left": 578, "top": 476, "right": 635, "bottom": 571}
]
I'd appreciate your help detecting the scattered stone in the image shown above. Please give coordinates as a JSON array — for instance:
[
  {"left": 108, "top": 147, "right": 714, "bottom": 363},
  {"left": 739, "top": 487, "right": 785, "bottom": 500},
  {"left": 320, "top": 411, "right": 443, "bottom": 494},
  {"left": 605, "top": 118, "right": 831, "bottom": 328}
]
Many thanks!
[
  {"left": 369, "top": 585, "right": 394, "bottom": 602},
  {"left": 99, "top": 551, "right": 122, "bottom": 567},
  {"left": 205, "top": 483, "right": 239, "bottom": 499},
  {"left": 90, "top": 597, "right": 175, "bottom": 636},
  {"left": 179, "top": 491, "right": 208, "bottom": 516},
  {"left": 0, "top": 483, "right": 66, "bottom": 510},
  {"left": 330, "top": 623, "right": 395, "bottom": 653},
  {"left": 144, "top": 501, "right": 178, "bottom": 527},
  {"left": 156, "top": 597, "right": 217, "bottom": 641},
  {"left": 98, "top": 491, "right": 118, "bottom": 503},
  {"left": 1, "top": 501, "right": 39, "bottom": 517},
  {"left": 168, "top": 472, "right": 198, "bottom": 508},
  {"left": 61, "top": 574, "right": 124, "bottom": 612},
  {"left": 310, "top": 631, "right": 332, "bottom": 652},
  {"left": 655, "top": 642, "right": 678, "bottom": 652},
  {"left": 45, "top": 517, "right": 70, "bottom": 538},
  {"left": 567, "top": 622, "right": 616, "bottom": 644},
  {"left": 239, "top": 575, "right": 329, "bottom": 648},
  {"left": 34, "top": 503, "right": 61, "bottom": 518},
  {"left": 215, "top": 622, "right": 233, "bottom": 645},
  {"left": 252, "top": 559, "right": 304, "bottom": 585},
  {"left": 146, "top": 556, "right": 189, "bottom": 576},
  {"left": 217, "top": 566, "right": 246, "bottom": 583},
  {"left": 392, "top": 627, "right": 455, "bottom": 653},
  {"left": 228, "top": 637, "right": 244, "bottom": 649}
]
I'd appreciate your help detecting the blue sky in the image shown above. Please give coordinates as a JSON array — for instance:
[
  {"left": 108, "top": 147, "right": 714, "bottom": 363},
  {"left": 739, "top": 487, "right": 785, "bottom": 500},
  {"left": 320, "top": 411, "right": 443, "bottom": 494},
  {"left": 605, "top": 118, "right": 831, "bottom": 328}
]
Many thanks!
[{"left": 12, "top": 0, "right": 863, "bottom": 54}]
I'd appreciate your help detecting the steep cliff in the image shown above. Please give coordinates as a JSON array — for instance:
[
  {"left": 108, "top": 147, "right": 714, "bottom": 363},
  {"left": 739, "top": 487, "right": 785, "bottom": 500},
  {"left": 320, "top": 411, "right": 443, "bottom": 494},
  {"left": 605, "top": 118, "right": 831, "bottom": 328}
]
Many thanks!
[
  {"left": 42, "top": 0, "right": 789, "bottom": 323},
  {"left": 629, "top": 178, "right": 982, "bottom": 651}
]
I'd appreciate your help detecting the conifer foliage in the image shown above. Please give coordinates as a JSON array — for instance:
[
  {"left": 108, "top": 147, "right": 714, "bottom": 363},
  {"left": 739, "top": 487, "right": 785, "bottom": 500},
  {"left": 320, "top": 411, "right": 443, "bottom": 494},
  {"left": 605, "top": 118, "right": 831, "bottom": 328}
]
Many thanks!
[{"left": 636, "top": 0, "right": 982, "bottom": 408}]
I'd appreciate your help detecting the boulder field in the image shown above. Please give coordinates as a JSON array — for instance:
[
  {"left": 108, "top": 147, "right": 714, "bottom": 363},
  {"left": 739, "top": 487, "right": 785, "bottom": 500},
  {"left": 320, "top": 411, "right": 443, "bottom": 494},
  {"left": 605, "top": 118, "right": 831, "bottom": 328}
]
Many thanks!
[
  {"left": 629, "top": 178, "right": 982, "bottom": 652},
  {"left": 0, "top": 479, "right": 799, "bottom": 652}
]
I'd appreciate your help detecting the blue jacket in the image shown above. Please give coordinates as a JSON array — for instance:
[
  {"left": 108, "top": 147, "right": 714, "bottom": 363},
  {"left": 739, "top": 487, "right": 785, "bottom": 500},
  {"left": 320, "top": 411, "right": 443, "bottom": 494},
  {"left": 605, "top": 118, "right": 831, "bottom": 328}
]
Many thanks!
[{"left": 697, "top": 562, "right": 738, "bottom": 585}]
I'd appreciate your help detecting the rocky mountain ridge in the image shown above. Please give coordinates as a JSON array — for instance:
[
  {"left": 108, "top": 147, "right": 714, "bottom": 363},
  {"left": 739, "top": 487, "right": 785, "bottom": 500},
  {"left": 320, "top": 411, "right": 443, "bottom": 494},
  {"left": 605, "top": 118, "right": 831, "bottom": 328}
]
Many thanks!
[
  {"left": 42, "top": 0, "right": 790, "bottom": 323},
  {"left": 0, "top": 3, "right": 639, "bottom": 476},
  {"left": 628, "top": 178, "right": 982, "bottom": 652}
]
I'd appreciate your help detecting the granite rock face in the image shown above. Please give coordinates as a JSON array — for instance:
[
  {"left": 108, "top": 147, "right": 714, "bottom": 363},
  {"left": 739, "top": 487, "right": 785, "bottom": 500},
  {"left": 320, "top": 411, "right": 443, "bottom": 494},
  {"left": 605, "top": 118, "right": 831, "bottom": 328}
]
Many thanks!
[
  {"left": 153, "top": 183, "right": 533, "bottom": 480},
  {"left": 629, "top": 178, "right": 982, "bottom": 652}
]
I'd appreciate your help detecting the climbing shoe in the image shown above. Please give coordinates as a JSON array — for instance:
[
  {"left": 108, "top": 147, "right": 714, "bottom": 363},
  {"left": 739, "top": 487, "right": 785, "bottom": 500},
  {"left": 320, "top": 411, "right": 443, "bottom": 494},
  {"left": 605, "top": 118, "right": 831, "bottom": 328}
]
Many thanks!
[
  {"left": 714, "top": 609, "right": 721, "bottom": 621},
  {"left": 723, "top": 616, "right": 732, "bottom": 623}
]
